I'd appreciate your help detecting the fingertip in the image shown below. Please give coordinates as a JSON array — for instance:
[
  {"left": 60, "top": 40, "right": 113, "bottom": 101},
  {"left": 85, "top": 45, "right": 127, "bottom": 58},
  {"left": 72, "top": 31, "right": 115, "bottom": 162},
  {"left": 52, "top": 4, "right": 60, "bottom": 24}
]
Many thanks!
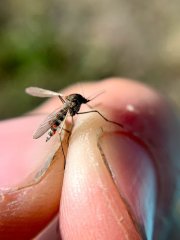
[
  {"left": 60, "top": 111, "right": 145, "bottom": 239},
  {"left": 0, "top": 116, "right": 66, "bottom": 238},
  {"left": 1, "top": 78, "right": 179, "bottom": 239},
  {"left": 60, "top": 78, "right": 180, "bottom": 239}
]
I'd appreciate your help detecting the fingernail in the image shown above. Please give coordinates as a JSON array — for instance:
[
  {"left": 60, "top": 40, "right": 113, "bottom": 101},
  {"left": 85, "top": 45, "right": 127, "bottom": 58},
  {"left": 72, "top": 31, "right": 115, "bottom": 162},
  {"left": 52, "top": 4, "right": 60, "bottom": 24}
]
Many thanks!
[{"left": 99, "top": 132, "right": 157, "bottom": 240}]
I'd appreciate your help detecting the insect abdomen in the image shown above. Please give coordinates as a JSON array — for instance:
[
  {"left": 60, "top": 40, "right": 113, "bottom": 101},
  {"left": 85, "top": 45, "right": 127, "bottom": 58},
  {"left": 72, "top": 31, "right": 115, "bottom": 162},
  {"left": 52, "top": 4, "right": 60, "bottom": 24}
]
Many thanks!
[
  {"left": 57, "top": 108, "right": 67, "bottom": 121},
  {"left": 46, "top": 123, "right": 59, "bottom": 142},
  {"left": 46, "top": 109, "right": 67, "bottom": 142}
]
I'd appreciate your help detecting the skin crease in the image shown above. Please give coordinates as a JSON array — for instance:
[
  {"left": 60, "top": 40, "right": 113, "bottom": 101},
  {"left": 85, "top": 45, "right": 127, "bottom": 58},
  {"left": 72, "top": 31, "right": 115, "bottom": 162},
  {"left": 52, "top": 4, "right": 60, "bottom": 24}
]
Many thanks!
[{"left": 0, "top": 78, "right": 179, "bottom": 239}]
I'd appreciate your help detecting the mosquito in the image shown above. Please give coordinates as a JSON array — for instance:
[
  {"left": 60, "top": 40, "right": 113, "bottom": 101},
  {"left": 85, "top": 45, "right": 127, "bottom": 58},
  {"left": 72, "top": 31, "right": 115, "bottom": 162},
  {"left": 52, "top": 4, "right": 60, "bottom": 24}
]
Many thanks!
[{"left": 25, "top": 87, "right": 123, "bottom": 144}]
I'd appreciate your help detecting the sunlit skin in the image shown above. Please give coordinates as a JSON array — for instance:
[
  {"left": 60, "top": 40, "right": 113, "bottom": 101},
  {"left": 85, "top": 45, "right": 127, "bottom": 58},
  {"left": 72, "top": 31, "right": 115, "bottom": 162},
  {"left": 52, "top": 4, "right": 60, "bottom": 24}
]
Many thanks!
[{"left": 0, "top": 78, "right": 179, "bottom": 239}]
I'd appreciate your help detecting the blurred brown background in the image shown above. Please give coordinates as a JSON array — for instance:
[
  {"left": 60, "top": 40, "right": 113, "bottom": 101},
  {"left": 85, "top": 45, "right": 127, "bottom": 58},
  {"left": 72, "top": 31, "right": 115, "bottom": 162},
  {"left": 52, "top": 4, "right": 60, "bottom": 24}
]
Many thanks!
[
  {"left": 0, "top": 1, "right": 180, "bottom": 238},
  {"left": 0, "top": 0, "right": 180, "bottom": 119}
]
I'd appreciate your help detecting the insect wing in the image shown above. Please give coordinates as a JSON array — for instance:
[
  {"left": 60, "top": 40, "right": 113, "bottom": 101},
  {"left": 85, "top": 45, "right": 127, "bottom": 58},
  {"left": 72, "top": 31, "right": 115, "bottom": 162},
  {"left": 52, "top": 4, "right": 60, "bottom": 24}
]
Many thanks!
[
  {"left": 33, "top": 108, "right": 62, "bottom": 139},
  {"left": 25, "top": 87, "right": 64, "bottom": 98}
]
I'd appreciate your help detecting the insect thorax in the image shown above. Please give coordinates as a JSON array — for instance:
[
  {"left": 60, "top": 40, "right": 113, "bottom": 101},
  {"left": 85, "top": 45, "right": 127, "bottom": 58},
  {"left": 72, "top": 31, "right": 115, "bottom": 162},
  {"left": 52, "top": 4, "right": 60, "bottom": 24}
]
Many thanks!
[{"left": 65, "top": 93, "right": 89, "bottom": 116}]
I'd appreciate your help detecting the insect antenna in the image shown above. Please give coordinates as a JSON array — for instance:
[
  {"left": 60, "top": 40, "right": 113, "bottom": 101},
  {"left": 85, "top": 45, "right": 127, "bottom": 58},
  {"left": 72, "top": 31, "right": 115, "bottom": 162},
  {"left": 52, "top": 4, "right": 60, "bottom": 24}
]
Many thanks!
[
  {"left": 78, "top": 89, "right": 124, "bottom": 129},
  {"left": 87, "top": 90, "right": 105, "bottom": 102}
]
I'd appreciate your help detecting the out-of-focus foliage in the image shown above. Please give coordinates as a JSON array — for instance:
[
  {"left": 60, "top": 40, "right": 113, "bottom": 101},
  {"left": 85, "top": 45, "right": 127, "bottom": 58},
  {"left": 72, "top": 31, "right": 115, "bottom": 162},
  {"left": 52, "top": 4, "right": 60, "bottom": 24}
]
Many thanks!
[{"left": 0, "top": 0, "right": 180, "bottom": 119}]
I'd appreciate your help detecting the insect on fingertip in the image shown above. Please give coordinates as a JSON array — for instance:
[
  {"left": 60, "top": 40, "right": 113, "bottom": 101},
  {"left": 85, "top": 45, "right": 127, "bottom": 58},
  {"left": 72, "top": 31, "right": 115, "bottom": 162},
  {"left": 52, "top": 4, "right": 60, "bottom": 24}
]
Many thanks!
[{"left": 26, "top": 86, "right": 123, "bottom": 144}]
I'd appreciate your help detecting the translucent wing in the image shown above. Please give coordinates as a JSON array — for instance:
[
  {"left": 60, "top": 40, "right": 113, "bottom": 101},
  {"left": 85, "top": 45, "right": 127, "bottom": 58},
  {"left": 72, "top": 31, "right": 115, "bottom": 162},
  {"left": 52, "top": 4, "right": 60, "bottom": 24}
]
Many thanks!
[
  {"left": 25, "top": 87, "right": 64, "bottom": 98},
  {"left": 33, "top": 108, "right": 65, "bottom": 139}
]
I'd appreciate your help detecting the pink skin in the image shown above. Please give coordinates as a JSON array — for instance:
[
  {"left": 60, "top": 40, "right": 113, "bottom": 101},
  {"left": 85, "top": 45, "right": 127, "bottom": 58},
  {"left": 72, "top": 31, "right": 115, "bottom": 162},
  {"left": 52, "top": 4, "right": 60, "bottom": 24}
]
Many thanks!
[{"left": 0, "top": 78, "right": 179, "bottom": 239}]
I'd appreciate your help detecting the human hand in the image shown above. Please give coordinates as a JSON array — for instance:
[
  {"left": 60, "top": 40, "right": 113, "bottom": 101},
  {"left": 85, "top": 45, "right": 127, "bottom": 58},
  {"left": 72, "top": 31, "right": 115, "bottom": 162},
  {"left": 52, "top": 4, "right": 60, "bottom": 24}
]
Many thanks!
[{"left": 0, "top": 78, "right": 179, "bottom": 239}]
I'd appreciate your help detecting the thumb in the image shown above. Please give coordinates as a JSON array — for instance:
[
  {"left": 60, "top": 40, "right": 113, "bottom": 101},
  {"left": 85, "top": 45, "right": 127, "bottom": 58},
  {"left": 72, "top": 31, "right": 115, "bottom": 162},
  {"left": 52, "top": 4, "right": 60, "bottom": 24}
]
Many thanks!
[{"left": 60, "top": 79, "right": 180, "bottom": 239}]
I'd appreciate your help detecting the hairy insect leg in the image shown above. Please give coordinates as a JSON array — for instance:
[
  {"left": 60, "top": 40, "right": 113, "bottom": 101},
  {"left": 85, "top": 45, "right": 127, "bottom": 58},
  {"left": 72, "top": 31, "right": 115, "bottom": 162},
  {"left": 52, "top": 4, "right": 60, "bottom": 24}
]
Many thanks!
[{"left": 77, "top": 110, "right": 124, "bottom": 128}]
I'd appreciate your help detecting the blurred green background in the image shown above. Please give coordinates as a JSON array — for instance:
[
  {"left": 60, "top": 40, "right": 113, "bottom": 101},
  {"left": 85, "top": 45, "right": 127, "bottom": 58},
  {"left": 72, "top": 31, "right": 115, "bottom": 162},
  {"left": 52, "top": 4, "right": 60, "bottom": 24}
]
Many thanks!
[
  {"left": 0, "top": 1, "right": 180, "bottom": 238},
  {"left": 0, "top": 0, "right": 180, "bottom": 119}
]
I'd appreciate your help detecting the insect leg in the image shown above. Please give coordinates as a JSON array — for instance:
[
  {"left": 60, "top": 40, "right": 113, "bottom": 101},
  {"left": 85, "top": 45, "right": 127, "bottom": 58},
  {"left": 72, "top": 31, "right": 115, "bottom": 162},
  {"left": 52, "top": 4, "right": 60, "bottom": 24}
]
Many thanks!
[
  {"left": 62, "top": 116, "right": 74, "bottom": 145},
  {"left": 59, "top": 130, "right": 66, "bottom": 168},
  {"left": 77, "top": 110, "right": 124, "bottom": 128},
  {"left": 62, "top": 128, "right": 71, "bottom": 134},
  {"left": 58, "top": 112, "right": 69, "bottom": 167},
  {"left": 58, "top": 95, "right": 65, "bottom": 103},
  {"left": 60, "top": 116, "right": 74, "bottom": 155},
  {"left": 66, "top": 116, "right": 74, "bottom": 144}
]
